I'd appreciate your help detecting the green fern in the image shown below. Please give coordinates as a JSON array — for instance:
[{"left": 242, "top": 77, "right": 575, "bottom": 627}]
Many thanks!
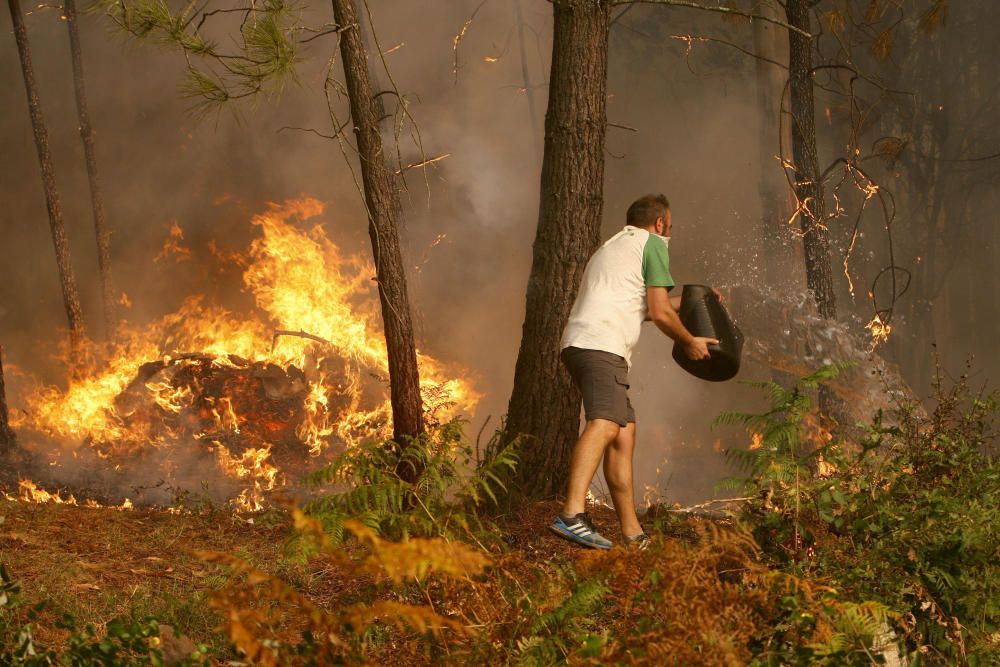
[{"left": 300, "top": 418, "right": 519, "bottom": 545}]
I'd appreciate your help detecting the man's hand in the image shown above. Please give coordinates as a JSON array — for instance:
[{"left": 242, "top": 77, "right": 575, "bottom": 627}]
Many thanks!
[
  {"left": 712, "top": 287, "right": 725, "bottom": 304},
  {"left": 647, "top": 287, "right": 714, "bottom": 353},
  {"left": 682, "top": 336, "right": 718, "bottom": 361}
]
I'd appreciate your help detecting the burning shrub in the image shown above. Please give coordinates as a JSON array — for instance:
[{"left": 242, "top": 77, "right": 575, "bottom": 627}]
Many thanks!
[{"left": 5, "top": 199, "right": 478, "bottom": 510}]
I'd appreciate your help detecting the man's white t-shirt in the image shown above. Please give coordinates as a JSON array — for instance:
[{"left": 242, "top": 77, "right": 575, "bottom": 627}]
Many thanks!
[{"left": 560, "top": 225, "right": 674, "bottom": 367}]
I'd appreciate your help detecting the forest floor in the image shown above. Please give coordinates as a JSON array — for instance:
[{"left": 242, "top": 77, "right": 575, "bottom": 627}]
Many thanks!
[{"left": 0, "top": 495, "right": 665, "bottom": 660}]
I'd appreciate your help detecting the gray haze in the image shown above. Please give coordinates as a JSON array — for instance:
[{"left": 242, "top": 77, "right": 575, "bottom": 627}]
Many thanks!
[{"left": 2, "top": 1, "right": 997, "bottom": 506}]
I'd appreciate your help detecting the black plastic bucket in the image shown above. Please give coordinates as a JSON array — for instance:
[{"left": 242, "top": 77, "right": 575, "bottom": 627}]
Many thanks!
[{"left": 671, "top": 284, "right": 744, "bottom": 382}]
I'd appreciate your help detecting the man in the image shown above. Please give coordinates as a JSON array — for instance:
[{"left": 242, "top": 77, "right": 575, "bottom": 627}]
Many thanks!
[{"left": 551, "top": 193, "right": 717, "bottom": 549}]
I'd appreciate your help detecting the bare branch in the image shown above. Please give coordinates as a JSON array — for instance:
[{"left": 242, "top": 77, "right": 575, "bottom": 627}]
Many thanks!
[
  {"left": 393, "top": 153, "right": 451, "bottom": 175},
  {"left": 664, "top": 497, "right": 754, "bottom": 513},
  {"left": 278, "top": 121, "right": 351, "bottom": 141},
  {"left": 671, "top": 32, "right": 788, "bottom": 69},
  {"left": 608, "top": 121, "right": 637, "bottom": 132},
  {"left": 612, "top": 0, "right": 813, "bottom": 37}
]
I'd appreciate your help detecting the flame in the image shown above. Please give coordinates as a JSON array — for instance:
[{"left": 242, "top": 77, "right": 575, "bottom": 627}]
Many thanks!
[
  {"left": 18, "top": 479, "right": 77, "bottom": 505},
  {"left": 865, "top": 314, "right": 892, "bottom": 349},
  {"left": 155, "top": 222, "right": 191, "bottom": 263},
  {"left": 214, "top": 443, "right": 279, "bottom": 512},
  {"left": 12, "top": 198, "right": 479, "bottom": 510},
  {"left": 12, "top": 479, "right": 136, "bottom": 511}
]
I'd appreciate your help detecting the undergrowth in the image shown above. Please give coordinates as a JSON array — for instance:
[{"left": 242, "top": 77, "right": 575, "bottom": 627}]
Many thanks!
[
  {"left": 720, "top": 363, "right": 999, "bottom": 665},
  {"left": 0, "top": 561, "right": 211, "bottom": 666},
  {"left": 300, "top": 418, "right": 519, "bottom": 545},
  {"left": 1, "top": 368, "right": 996, "bottom": 665}
]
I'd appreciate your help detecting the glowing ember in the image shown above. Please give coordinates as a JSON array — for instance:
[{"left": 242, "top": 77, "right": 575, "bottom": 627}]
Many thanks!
[{"left": 9, "top": 199, "right": 479, "bottom": 509}]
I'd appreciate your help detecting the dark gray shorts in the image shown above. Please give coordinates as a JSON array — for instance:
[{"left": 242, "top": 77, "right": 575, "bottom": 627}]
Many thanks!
[{"left": 561, "top": 346, "right": 635, "bottom": 427}]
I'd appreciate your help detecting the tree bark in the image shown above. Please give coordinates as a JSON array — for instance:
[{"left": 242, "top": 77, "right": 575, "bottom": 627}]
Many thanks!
[
  {"left": 785, "top": 0, "right": 836, "bottom": 319},
  {"left": 65, "top": 0, "right": 115, "bottom": 341},
  {"left": 504, "top": 0, "right": 610, "bottom": 499},
  {"left": 329, "top": 0, "right": 424, "bottom": 447},
  {"left": 0, "top": 346, "right": 15, "bottom": 454},
  {"left": 8, "top": 0, "right": 87, "bottom": 373}
]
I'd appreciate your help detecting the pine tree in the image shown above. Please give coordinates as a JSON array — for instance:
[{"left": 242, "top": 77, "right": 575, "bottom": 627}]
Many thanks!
[
  {"left": 503, "top": 0, "right": 611, "bottom": 498},
  {"left": 65, "top": 0, "right": 116, "bottom": 340},
  {"left": 8, "top": 0, "right": 88, "bottom": 374}
]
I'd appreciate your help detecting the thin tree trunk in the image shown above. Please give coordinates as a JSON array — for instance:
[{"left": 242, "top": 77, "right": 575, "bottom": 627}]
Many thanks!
[
  {"left": 65, "top": 0, "right": 115, "bottom": 341},
  {"left": 786, "top": 0, "right": 836, "bottom": 319},
  {"left": 753, "top": 1, "right": 793, "bottom": 290},
  {"left": 8, "top": 0, "right": 87, "bottom": 373},
  {"left": 504, "top": 0, "right": 610, "bottom": 499},
  {"left": 0, "top": 346, "right": 15, "bottom": 453},
  {"left": 514, "top": 0, "right": 542, "bottom": 164},
  {"left": 330, "top": 0, "right": 424, "bottom": 448}
]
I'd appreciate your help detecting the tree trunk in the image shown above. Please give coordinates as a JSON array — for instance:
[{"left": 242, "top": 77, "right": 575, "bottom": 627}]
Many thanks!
[
  {"left": 785, "top": 0, "right": 836, "bottom": 319},
  {"left": 753, "top": 0, "right": 793, "bottom": 290},
  {"left": 0, "top": 346, "right": 14, "bottom": 454},
  {"left": 329, "top": 0, "right": 424, "bottom": 448},
  {"left": 504, "top": 0, "right": 610, "bottom": 499},
  {"left": 8, "top": 0, "right": 87, "bottom": 373},
  {"left": 65, "top": 0, "right": 115, "bottom": 341}
]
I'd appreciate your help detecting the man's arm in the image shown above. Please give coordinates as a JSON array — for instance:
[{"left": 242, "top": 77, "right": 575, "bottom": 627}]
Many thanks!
[{"left": 647, "top": 287, "right": 716, "bottom": 360}]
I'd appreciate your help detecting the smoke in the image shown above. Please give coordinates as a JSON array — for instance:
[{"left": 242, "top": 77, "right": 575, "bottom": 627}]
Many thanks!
[{"left": 2, "top": 0, "right": 998, "bottom": 507}]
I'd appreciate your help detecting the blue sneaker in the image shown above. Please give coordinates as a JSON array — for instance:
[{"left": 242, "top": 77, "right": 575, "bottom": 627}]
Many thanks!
[{"left": 550, "top": 513, "right": 613, "bottom": 550}]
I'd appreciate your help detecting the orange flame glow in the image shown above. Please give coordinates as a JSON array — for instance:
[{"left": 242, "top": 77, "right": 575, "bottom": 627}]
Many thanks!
[
  {"left": 865, "top": 314, "right": 892, "bottom": 349},
  {"left": 12, "top": 199, "right": 479, "bottom": 510}
]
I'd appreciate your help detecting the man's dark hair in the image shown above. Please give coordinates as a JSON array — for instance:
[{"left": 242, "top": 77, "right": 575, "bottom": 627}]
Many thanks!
[{"left": 626, "top": 194, "right": 670, "bottom": 229}]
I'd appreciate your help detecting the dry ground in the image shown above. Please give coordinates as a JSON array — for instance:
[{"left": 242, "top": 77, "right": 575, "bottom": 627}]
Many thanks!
[{"left": 0, "top": 496, "right": 644, "bottom": 657}]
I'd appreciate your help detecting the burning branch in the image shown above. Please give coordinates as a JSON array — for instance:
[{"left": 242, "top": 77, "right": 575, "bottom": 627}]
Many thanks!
[
  {"left": 452, "top": 0, "right": 490, "bottom": 85},
  {"left": 270, "top": 329, "right": 332, "bottom": 354}
]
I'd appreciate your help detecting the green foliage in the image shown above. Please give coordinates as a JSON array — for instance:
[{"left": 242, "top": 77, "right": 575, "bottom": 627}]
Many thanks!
[
  {"left": 723, "top": 364, "right": 1000, "bottom": 664},
  {"left": 0, "top": 563, "right": 210, "bottom": 666},
  {"left": 300, "top": 418, "right": 518, "bottom": 545},
  {"left": 716, "top": 362, "right": 853, "bottom": 551},
  {"left": 512, "top": 572, "right": 607, "bottom": 665},
  {"left": 95, "top": 0, "right": 301, "bottom": 114}
]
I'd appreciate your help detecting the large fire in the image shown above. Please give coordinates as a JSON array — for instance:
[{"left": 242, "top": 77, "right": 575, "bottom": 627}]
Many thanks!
[{"left": 8, "top": 199, "right": 478, "bottom": 511}]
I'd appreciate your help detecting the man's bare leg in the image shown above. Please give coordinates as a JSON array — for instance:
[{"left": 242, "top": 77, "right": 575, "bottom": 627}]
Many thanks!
[
  {"left": 561, "top": 418, "right": 620, "bottom": 517},
  {"left": 603, "top": 422, "right": 643, "bottom": 537}
]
